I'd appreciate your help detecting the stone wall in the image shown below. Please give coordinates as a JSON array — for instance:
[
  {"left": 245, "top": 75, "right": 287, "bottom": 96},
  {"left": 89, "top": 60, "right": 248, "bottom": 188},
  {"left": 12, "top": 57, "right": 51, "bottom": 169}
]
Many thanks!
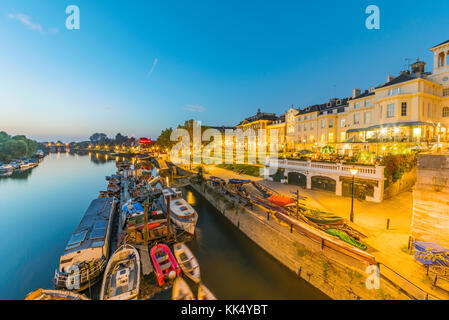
[
  {"left": 412, "top": 154, "right": 449, "bottom": 248},
  {"left": 384, "top": 167, "right": 417, "bottom": 199},
  {"left": 191, "top": 182, "right": 412, "bottom": 300}
]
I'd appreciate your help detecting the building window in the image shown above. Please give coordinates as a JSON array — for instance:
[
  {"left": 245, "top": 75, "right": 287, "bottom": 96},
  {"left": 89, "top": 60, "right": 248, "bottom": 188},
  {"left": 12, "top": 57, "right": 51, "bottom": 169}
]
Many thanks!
[
  {"left": 443, "top": 88, "right": 449, "bottom": 97},
  {"left": 328, "top": 120, "right": 334, "bottom": 128},
  {"left": 340, "top": 119, "right": 346, "bottom": 128},
  {"left": 304, "top": 124, "right": 307, "bottom": 131},
  {"left": 353, "top": 114, "right": 360, "bottom": 124},
  {"left": 354, "top": 102, "right": 360, "bottom": 109},
  {"left": 297, "top": 125, "right": 301, "bottom": 132},
  {"left": 341, "top": 132, "right": 346, "bottom": 141},
  {"left": 401, "top": 102, "right": 407, "bottom": 116},
  {"left": 428, "top": 104, "right": 432, "bottom": 118},
  {"left": 328, "top": 133, "right": 335, "bottom": 142},
  {"left": 310, "top": 122, "right": 315, "bottom": 129},
  {"left": 443, "top": 107, "right": 449, "bottom": 117},
  {"left": 365, "top": 100, "right": 371, "bottom": 107},
  {"left": 388, "top": 88, "right": 402, "bottom": 96},
  {"left": 364, "top": 112, "right": 371, "bottom": 124},
  {"left": 387, "top": 104, "right": 395, "bottom": 118},
  {"left": 321, "top": 120, "right": 325, "bottom": 128}
]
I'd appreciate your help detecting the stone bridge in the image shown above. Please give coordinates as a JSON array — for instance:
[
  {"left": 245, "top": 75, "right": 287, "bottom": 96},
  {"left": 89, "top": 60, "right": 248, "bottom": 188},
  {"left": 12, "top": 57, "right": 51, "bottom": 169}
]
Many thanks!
[{"left": 264, "top": 159, "right": 385, "bottom": 202}]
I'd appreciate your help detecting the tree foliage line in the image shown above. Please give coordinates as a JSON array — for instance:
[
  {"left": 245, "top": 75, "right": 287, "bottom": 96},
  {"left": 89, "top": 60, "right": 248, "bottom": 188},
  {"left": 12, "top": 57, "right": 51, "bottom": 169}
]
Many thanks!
[{"left": 0, "top": 131, "right": 38, "bottom": 162}]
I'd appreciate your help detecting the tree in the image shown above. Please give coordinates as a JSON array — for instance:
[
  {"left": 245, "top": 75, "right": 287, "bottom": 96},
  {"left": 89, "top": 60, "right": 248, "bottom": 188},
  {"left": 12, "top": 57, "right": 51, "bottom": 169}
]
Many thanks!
[
  {"left": 320, "top": 145, "right": 336, "bottom": 154},
  {"left": 115, "top": 133, "right": 128, "bottom": 144},
  {"left": 156, "top": 128, "right": 175, "bottom": 149},
  {"left": 0, "top": 131, "right": 10, "bottom": 143},
  {"left": 89, "top": 133, "right": 108, "bottom": 143}
]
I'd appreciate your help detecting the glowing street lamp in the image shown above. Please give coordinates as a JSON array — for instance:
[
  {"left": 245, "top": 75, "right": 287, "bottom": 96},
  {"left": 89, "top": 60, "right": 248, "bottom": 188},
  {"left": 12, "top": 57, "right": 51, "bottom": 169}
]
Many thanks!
[{"left": 349, "top": 167, "right": 358, "bottom": 223}]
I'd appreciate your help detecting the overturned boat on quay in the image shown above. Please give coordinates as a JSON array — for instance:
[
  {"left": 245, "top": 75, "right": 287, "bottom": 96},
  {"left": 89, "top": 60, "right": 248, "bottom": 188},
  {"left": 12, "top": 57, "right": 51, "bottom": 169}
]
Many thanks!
[
  {"left": 53, "top": 197, "right": 117, "bottom": 292},
  {"left": 159, "top": 188, "right": 198, "bottom": 235}
]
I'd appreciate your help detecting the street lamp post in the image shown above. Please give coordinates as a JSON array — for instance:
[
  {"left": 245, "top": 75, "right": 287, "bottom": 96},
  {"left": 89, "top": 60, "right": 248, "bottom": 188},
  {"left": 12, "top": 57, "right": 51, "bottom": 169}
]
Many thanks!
[{"left": 349, "top": 167, "right": 358, "bottom": 223}]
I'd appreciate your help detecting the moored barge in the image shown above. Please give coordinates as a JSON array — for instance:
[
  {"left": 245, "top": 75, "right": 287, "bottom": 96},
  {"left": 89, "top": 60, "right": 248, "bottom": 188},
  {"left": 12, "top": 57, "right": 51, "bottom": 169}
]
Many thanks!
[{"left": 53, "top": 197, "right": 117, "bottom": 292}]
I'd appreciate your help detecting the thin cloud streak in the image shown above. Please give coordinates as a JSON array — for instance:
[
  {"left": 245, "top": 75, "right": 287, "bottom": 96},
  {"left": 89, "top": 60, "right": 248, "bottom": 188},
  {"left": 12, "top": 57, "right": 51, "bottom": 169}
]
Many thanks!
[
  {"left": 148, "top": 58, "right": 158, "bottom": 76},
  {"left": 183, "top": 104, "right": 206, "bottom": 113},
  {"left": 7, "top": 13, "right": 58, "bottom": 34}
]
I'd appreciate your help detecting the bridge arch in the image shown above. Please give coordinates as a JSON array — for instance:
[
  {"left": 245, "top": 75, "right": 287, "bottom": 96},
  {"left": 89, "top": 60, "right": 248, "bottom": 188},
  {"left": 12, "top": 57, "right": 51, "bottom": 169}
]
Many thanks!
[
  {"left": 287, "top": 172, "right": 307, "bottom": 188},
  {"left": 311, "top": 175, "right": 336, "bottom": 192}
]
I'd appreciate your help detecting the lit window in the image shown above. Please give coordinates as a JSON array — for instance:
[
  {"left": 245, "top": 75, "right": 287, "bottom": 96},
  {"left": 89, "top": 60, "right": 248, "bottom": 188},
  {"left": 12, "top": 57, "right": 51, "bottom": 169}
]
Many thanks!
[
  {"left": 328, "top": 133, "right": 335, "bottom": 142},
  {"left": 387, "top": 104, "right": 395, "bottom": 118},
  {"left": 401, "top": 102, "right": 407, "bottom": 116},
  {"left": 443, "top": 88, "right": 449, "bottom": 97},
  {"left": 443, "top": 107, "right": 449, "bottom": 118},
  {"left": 341, "top": 132, "right": 346, "bottom": 141},
  {"left": 413, "top": 128, "right": 422, "bottom": 138}
]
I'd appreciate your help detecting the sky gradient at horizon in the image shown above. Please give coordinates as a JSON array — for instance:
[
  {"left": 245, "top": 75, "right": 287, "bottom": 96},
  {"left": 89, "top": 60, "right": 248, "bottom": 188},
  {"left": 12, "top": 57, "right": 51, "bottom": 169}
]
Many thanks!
[{"left": 1, "top": 0, "right": 449, "bottom": 142}]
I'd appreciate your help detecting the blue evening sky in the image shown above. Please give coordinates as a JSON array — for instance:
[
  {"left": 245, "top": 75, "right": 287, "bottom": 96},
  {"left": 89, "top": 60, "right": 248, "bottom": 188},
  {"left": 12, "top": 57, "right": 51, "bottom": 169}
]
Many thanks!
[{"left": 1, "top": 0, "right": 448, "bottom": 142}]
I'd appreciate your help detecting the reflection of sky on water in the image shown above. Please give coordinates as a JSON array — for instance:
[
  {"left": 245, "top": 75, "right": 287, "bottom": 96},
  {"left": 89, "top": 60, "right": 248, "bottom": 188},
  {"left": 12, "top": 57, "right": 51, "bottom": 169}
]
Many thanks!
[{"left": 0, "top": 153, "right": 116, "bottom": 299}]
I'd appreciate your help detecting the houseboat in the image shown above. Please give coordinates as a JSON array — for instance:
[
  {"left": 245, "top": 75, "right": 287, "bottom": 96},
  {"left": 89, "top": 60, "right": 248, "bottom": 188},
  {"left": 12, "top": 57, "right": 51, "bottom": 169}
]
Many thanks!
[
  {"left": 53, "top": 197, "right": 117, "bottom": 292},
  {"left": 159, "top": 188, "right": 198, "bottom": 235},
  {"left": 0, "top": 163, "right": 14, "bottom": 173}
]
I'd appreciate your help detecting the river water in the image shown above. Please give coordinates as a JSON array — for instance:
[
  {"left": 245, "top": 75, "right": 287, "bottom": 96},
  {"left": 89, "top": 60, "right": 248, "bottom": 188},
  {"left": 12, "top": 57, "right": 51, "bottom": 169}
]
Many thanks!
[{"left": 0, "top": 153, "right": 327, "bottom": 300}]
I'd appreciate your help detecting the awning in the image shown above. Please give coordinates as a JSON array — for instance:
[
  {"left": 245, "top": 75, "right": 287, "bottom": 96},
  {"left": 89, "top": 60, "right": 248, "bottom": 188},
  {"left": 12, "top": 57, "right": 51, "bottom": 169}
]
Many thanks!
[
  {"left": 344, "top": 136, "right": 365, "bottom": 143},
  {"left": 347, "top": 121, "right": 436, "bottom": 133}
]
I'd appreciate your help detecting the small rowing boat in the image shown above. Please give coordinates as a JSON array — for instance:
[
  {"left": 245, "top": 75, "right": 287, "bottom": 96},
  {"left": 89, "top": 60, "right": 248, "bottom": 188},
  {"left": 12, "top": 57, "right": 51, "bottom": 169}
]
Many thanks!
[
  {"left": 100, "top": 244, "right": 141, "bottom": 300},
  {"left": 173, "top": 243, "right": 200, "bottom": 283},
  {"left": 198, "top": 283, "right": 217, "bottom": 300},
  {"left": 172, "top": 278, "right": 195, "bottom": 300},
  {"left": 25, "top": 289, "right": 89, "bottom": 300}
]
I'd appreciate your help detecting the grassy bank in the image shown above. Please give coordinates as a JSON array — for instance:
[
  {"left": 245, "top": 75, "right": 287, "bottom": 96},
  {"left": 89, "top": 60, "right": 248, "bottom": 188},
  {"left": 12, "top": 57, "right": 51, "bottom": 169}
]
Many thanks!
[{"left": 215, "top": 163, "right": 261, "bottom": 177}]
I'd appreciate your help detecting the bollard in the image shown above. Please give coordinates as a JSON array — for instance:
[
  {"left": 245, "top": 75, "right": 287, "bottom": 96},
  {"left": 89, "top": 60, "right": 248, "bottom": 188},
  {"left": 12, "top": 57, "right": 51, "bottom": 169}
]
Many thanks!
[{"left": 386, "top": 218, "right": 390, "bottom": 230}]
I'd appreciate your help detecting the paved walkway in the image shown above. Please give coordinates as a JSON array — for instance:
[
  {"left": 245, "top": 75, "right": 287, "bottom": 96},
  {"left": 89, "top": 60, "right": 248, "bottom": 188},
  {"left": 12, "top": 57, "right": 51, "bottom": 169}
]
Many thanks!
[{"left": 202, "top": 164, "right": 449, "bottom": 299}]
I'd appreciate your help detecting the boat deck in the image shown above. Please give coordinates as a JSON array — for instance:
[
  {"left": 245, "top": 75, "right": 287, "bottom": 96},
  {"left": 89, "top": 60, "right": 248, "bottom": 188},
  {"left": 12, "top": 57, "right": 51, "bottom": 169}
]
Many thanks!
[{"left": 135, "top": 244, "right": 153, "bottom": 275}]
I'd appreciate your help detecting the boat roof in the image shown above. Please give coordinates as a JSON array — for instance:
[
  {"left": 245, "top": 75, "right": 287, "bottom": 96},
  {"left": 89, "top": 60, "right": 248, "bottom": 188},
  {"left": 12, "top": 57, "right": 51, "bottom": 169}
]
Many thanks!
[
  {"left": 161, "top": 188, "right": 181, "bottom": 197},
  {"left": 62, "top": 197, "right": 114, "bottom": 256}
]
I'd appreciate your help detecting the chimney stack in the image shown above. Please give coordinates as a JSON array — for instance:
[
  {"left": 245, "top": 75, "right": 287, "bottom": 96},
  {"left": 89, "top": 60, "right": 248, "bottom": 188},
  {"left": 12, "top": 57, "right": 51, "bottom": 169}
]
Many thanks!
[
  {"left": 352, "top": 88, "right": 361, "bottom": 98},
  {"left": 387, "top": 75, "right": 395, "bottom": 82},
  {"left": 411, "top": 59, "right": 426, "bottom": 77}
]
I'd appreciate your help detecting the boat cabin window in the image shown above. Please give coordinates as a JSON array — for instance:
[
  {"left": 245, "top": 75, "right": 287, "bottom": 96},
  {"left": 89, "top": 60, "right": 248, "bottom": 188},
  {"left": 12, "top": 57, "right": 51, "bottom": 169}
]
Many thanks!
[
  {"left": 65, "top": 231, "right": 87, "bottom": 250},
  {"left": 94, "top": 220, "right": 108, "bottom": 229},
  {"left": 180, "top": 206, "right": 188, "bottom": 211},
  {"left": 91, "top": 240, "right": 105, "bottom": 248},
  {"left": 89, "top": 228, "right": 106, "bottom": 240}
]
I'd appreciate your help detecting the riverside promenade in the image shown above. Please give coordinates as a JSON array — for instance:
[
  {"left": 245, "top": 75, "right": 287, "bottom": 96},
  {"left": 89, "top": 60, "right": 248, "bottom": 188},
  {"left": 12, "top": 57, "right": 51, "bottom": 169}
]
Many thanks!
[{"left": 190, "top": 163, "right": 449, "bottom": 300}]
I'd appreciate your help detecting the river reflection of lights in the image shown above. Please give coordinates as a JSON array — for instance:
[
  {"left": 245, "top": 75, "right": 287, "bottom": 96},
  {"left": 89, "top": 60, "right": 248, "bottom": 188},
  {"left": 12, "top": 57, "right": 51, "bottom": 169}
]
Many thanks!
[{"left": 186, "top": 191, "right": 196, "bottom": 205}]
